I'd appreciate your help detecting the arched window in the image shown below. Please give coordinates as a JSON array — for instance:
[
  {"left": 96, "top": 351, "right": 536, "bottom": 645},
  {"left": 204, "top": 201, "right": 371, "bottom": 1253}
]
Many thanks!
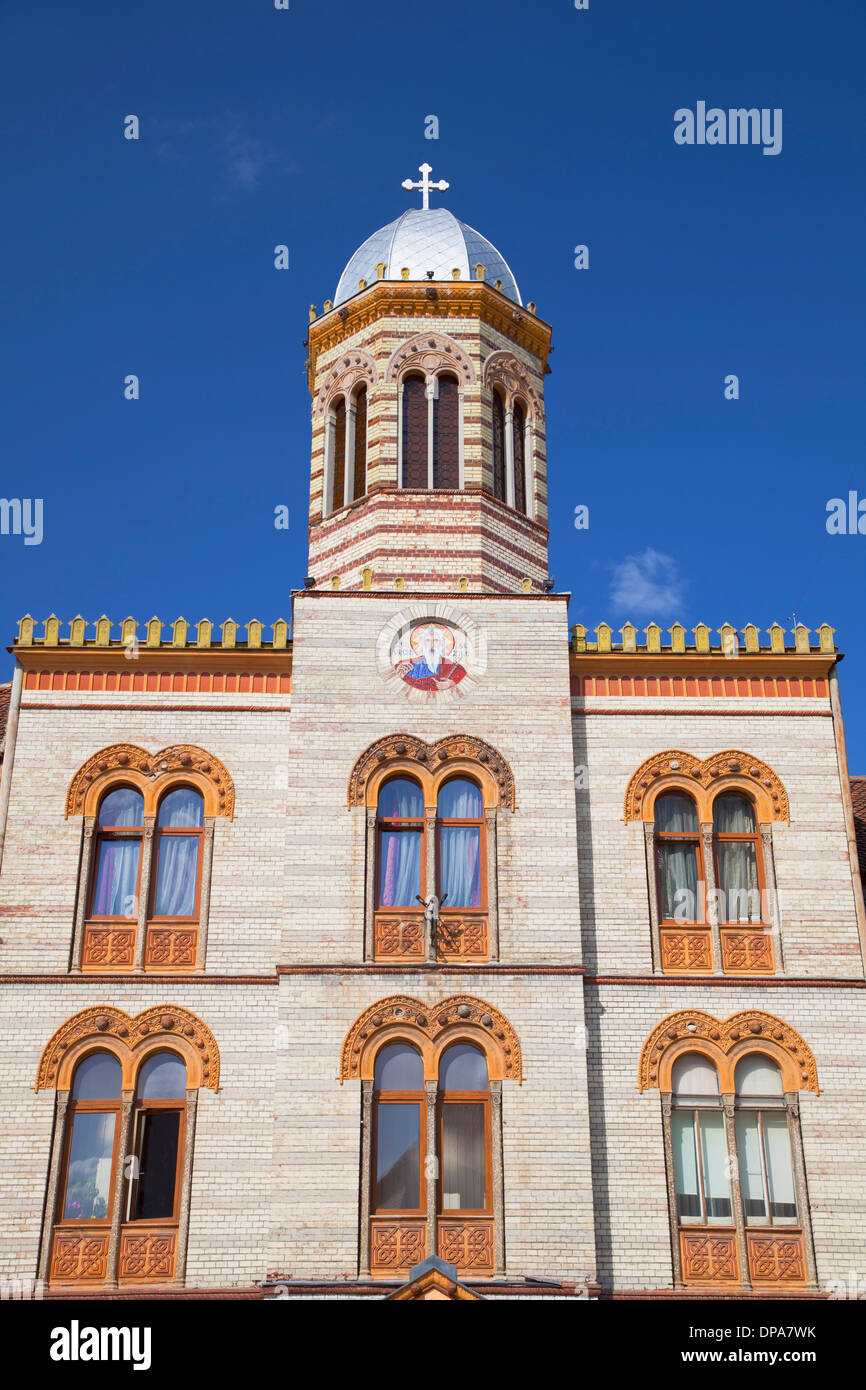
[
  {"left": 377, "top": 778, "right": 424, "bottom": 908},
  {"left": 670, "top": 1054, "right": 731, "bottom": 1226},
  {"left": 654, "top": 793, "right": 702, "bottom": 924},
  {"left": 152, "top": 788, "right": 204, "bottom": 920},
  {"left": 127, "top": 1052, "right": 187, "bottom": 1224},
  {"left": 60, "top": 1053, "right": 122, "bottom": 1223},
  {"left": 491, "top": 389, "right": 506, "bottom": 501},
  {"left": 351, "top": 384, "right": 367, "bottom": 502},
  {"left": 439, "top": 1044, "right": 490, "bottom": 1215},
  {"left": 437, "top": 777, "right": 484, "bottom": 910},
  {"left": 734, "top": 1056, "right": 797, "bottom": 1227},
  {"left": 401, "top": 374, "right": 428, "bottom": 488},
  {"left": 329, "top": 396, "right": 347, "bottom": 513},
  {"left": 713, "top": 793, "right": 763, "bottom": 923},
  {"left": 513, "top": 400, "right": 527, "bottom": 514},
  {"left": 433, "top": 374, "right": 459, "bottom": 489},
  {"left": 372, "top": 1042, "right": 425, "bottom": 1216},
  {"left": 90, "top": 788, "right": 144, "bottom": 920}
]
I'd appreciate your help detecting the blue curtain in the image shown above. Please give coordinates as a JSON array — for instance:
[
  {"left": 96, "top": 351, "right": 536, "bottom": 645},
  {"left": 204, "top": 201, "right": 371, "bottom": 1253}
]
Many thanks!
[
  {"left": 92, "top": 838, "right": 140, "bottom": 917},
  {"left": 441, "top": 826, "right": 481, "bottom": 906},
  {"left": 154, "top": 836, "right": 199, "bottom": 916},
  {"left": 379, "top": 829, "right": 421, "bottom": 906}
]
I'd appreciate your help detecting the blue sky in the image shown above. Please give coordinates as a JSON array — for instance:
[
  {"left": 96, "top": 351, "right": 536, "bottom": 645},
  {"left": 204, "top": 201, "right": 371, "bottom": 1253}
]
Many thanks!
[{"left": 2, "top": 1, "right": 865, "bottom": 756}]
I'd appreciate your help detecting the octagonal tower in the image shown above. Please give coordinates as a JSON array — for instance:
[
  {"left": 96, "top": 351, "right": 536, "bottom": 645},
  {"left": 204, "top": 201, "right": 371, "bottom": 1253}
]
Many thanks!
[{"left": 306, "top": 167, "right": 552, "bottom": 594}]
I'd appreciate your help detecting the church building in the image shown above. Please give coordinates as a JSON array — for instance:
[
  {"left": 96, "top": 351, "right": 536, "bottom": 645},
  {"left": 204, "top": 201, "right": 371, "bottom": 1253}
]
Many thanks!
[{"left": 1, "top": 167, "right": 864, "bottom": 1300}]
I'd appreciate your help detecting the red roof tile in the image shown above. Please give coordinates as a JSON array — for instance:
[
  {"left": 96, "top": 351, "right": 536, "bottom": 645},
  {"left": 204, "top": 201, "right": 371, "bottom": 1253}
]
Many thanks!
[{"left": 850, "top": 776, "right": 866, "bottom": 872}]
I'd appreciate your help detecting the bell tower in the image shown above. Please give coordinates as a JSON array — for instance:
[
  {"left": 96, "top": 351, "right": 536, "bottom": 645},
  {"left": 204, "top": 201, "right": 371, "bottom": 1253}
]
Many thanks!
[{"left": 305, "top": 167, "right": 552, "bottom": 594}]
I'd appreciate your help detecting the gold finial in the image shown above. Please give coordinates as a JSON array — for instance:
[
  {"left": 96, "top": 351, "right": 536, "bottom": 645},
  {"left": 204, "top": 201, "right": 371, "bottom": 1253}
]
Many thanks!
[
  {"left": 521, "top": 577, "right": 532, "bottom": 592},
  {"left": 358, "top": 278, "right": 367, "bottom": 291},
  {"left": 400, "top": 267, "right": 410, "bottom": 281},
  {"left": 361, "top": 566, "right": 373, "bottom": 591},
  {"left": 719, "top": 623, "right": 738, "bottom": 656},
  {"left": 220, "top": 619, "right": 237, "bottom": 649},
  {"left": 323, "top": 299, "right": 333, "bottom": 312},
  {"left": 458, "top": 576, "right": 468, "bottom": 592},
  {"left": 171, "top": 618, "right": 188, "bottom": 647},
  {"left": 644, "top": 623, "right": 662, "bottom": 653},
  {"left": 395, "top": 576, "right": 405, "bottom": 591},
  {"left": 816, "top": 622, "right": 836, "bottom": 655},
  {"left": 474, "top": 263, "right": 486, "bottom": 281},
  {"left": 94, "top": 616, "right": 112, "bottom": 647},
  {"left": 571, "top": 624, "right": 587, "bottom": 653},
  {"left": 451, "top": 268, "right": 461, "bottom": 280},
  {"left": 16, "top": 615, "right": 34, "bottom": 646},
  {"left": 494, "top": 278, "right": 502, "bottom": 291},
  {"left": 309, "top": 305, "right": 317, "bottom": 322},
  {"left": 246, "top": 620, "right": 263, "bottom": 648},
  {"left": 43, "top": 614, "right": 60, "bottom": 646},
  {"left": 331, "top": 575, "right": 341, "bottom": 590},
  {"left": 196, "top": 619, "right": 212, "bottom": 648},
  {"left": 742, "top": 623, "right": 760, "bottom": 653},
  {"left": 376, "top": 262, "right": 386, "bottom": 280},
  {"left": 620, "top": 622, "right": 637, "bottom": 652},
  {"left": 272, "top": 619, "right": 289, "bottom": 649},
  {"left": 692, "top": 623, "right": 711, "bottom": 654},
  {"left": 767, "top": 623, "right": 785, "bottom": 654},
  {"left": 668, "top": 622, "right": 686, "bottom": 654},
  {"left": 792, "top": 623, "right": 811, "bottom": 654},
  {"left": 120, "top": 617, "right": 137, "bottom": 647},
  {"left": 527, "top": 300, "right": 537, "bottom": 314},
  {"left": 595, "top": 623, "right": 612, "bottom": 653},
  {"left": 145, "top": 617, "right": 162, "bottom": 647},
  {"left": 69, "top": 616, "right": 87, "bottom": 645}
]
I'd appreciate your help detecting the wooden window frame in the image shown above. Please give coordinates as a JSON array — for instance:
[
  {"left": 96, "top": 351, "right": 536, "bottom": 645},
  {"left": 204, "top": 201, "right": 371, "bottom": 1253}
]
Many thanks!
[
  {"left": 654, "top": 796, "right": 705, "bottom": 927},
  {"left": 712, "top": 793, "right": 768, "bottom": 926},
  {"left": 437, "top": 1091, "right": 493, "bottom": 1219},
  {"left": 87, "top": 789, "right": 145, "bottom": 924},
  {"left": 734, "top": 1099, "right": 798, "bottom": 1230},
  {"left": 435, "top": 778, "right": 488, "bottom": 919},
  {"left": 55, "top": 1090, "right": 122, "bottom": 1231},
  {"left": 670, "top": 1098, "right": 732, "bottom": 1228},
  {"left": 125, "top": 1097, "right": 186, "bottom": 1228},
  {"left": 375, "top": 780, "right": 426, "bottom": 911},
  {"left": 147, "top": 788, "right": 205, "bottom": 928},
  {"left": 370, "top": 1091, "right": 427, "bottom": 1219}
]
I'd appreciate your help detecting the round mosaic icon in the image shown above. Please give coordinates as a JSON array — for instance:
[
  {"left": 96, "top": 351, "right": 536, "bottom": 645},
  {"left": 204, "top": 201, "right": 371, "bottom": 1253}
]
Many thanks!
[{"left": 377, "top": 606, "right": 487, "bottom": 703}]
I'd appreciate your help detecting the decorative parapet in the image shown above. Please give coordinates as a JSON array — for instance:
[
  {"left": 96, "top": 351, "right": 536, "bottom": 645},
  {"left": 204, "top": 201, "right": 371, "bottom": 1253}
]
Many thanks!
[
  {"left": 14, "top": 615, "right": 291, "bottom": 650},
  {"left": 570, "top": 622, "right": 837, "bottom": 657}
]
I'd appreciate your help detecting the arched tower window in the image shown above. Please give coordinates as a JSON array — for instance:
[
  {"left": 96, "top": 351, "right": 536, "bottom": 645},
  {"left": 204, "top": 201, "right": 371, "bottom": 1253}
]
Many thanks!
[
  {"left": 437, "top": 777, "right": 484, "bottom": 911},
  {"left": 401, "top": 374, "right": 428, "bottom": 488},
  {"left": 513, "top": 400, "right": 527, "bottom": 514},
  {"left": 433, "top": 374, "right": 459, "bottom": 489},
  {"left": 491, "top": 389, "right": 506, "bottom": 501},
  {"left": 329, "top": 396, "right": 347, "bottom": 513},
  {"left": 351, "top": 384, "right": 368, "bottom": 502}
]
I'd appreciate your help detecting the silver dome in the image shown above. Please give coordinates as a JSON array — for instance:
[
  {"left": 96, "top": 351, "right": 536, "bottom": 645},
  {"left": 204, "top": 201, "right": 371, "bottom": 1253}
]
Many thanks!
[{"left": 334, "top": 207, "right": 521, "bottom": 307}]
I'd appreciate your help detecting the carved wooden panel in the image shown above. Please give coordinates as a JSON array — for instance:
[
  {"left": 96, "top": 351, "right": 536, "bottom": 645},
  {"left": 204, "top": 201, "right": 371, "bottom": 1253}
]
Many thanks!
[
  {"left": 49, "top": 1229, "right": 110, "bottom": 1283},
  {"left": 660, "top": 928, "right": 712, "bottom": 973},
  {"left": 747, "top": 1231, "right": 806, "bottom": 1285},
  {"left": 437, "top": 916, "right": 488, "bottom": 961},
  {"left": 721, "top": 928, "right": 774, "bottom": 974},
  {"left": 373, "top": 913, "right": 424, "bottom": 960},
  {"left": 82, "top": 925, "right": 136, "bottom": 970},
  {"left": 370, "top": 1219, "right": 426, "bottom": 1276},
  {"left": 679, "top": 1230, "right": 739, "bottom": 1284},
  {"left": 145, "top": 927, "right": 197, "bottom": 969},
  {"left": 118, "top": 1227, "right": 177, "bottom": 1283},
  {"left": 438, "top": 1220, "right": 495, "bottom": 1273}
]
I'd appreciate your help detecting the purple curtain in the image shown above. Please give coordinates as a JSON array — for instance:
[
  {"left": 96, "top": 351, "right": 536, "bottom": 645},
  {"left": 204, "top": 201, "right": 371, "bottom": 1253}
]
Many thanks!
[
  {"left": 154, "top": 836, "right": 199, "bottom": 916},
  {"left": 379, "top": 830, "right": 421, "bottom": 907}
]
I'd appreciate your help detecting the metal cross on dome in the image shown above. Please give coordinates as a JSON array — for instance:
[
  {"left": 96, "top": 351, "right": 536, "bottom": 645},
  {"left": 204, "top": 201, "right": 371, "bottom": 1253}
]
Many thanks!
[{"left": 401, "top": 162, "right": 450, "bottom": 210}]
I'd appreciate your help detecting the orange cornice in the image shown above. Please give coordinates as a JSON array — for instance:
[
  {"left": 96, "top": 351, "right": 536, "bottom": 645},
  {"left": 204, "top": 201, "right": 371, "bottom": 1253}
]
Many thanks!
[
  {"left": 570, "top": 652, "right": 836, "bottom": 679},
  {"left": 12, "top": 646, "right": 292, "bottom": 674},
  {"left": 307, "top": 282, "right": 552, "bottom": 388}
]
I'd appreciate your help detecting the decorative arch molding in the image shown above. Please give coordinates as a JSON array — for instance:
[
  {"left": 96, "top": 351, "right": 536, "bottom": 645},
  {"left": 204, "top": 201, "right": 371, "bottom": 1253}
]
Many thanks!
[
  {"left": 385, "top": 331, "right": 477, "bottom": 386},
  {"left": 35, "top": 1004, "right": 221, "bottom": 1093},
  {"left": 347, "top": 732, "right": 515, "bottom": 811},
  {"left": 483, "top": 349, "right": 544, "bottom": 421},
  {"left": 623, "top": 749, "right": 789, "bottom": 825},
  {"left": 313, "top": 348, "right": 378, "bottom": 418},
  {"left": 339, "top": 993, "right": 522, "bottom": 1083},
  {"left": 66, "top": 743, "right": 235, "bottom": 820},
  {"left": 637, "top": 1009, "right": 818, "bottom": 1095}
]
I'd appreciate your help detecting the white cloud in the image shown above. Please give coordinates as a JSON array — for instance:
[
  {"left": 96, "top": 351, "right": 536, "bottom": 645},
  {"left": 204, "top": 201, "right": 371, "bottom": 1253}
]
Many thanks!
[{"left": 609, "top": 548, "right": 683, "bottom": 617}]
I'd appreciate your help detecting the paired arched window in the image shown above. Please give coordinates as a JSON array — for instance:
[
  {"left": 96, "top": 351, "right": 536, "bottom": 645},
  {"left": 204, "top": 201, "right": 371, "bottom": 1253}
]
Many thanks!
[
  {"left": 371, "top": 1042, "right": 491, "bottom": 1223},
  {"left": 375, "top": 775, "right": 487, "bottom": 931},
  {"left": 326, "top": 385, "right": 368, "bottom": 514},
  {"left": 668, "top": 1051, "right": 805, "bottom": 1286},
  {"left": 60, "top": 1050, "right": 186, "bottom": 1230},
  {"left": 400, "top": 372, "right": 461, "bottom": 490},
  {"left": 89, "top": 785, "right": 204, "bottom": 926},
  {"left": 91, "top": 788, "right": 144, "bottom": 920},
  {"left": 653, "top": 787, "right": 768, "bottom": 954}
]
